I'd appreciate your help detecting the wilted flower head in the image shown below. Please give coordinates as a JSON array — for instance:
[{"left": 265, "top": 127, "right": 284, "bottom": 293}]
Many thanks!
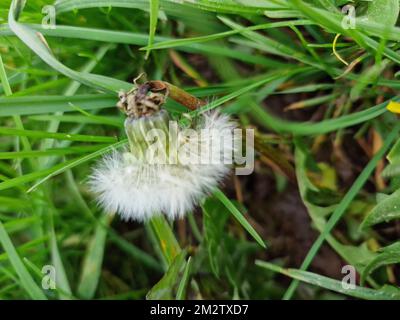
[{"left": 89, "top": 87, "right": 237, "bottom": 221}]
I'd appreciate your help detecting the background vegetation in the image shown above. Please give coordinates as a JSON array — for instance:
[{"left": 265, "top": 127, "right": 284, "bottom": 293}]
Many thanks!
[{"left": 1, "top": 0, "right": 400, "bottom": 300}]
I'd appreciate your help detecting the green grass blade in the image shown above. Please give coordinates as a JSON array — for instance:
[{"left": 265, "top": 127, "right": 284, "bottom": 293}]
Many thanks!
[
  {"left": 0, "top": 221, "right": 47, "bottom": 300},
  {"left": 0, "top": 237, "right": 48, "bottom": 263},
  {"left": 0, "top": 55, "right": 12, "bottom": 96},
  {"left": 0, "top": 24, "right": 275, "bottom": 67},
  {"left": 146, "top": 250, "right": 186, "bottom": 300},
  {"left": 0, "top": 145, "right": 107, "bottom": 159},
  {"left": 77, "top": 214, "right": 112, "bottom": 299},
  {"left": 250, "top": 99, "right": 389, "bottom": 136},
  {"left": 8, "top": 0, "right": 130, "bottom": 93},
  {"left": 190, "top": 74, "right": 288, "bottom": 116},
  {"left": 141, "top": 19, "right": 312, "bottom": 51},
  {"left": 0, "top": 94, "right": 117, "bottom": 117},
  {"left": 0, "top": 127, "right": 117, "bottom": 143},
  {"left": 26, "top": 140, "right": 127, "bottom": 193},
  {"left": 107, "top": 230, "right": 162, "bottom": 272},
  {"left": 146, "top": 0, "right": 159, "bottom": 59},
  {"left": 54, "top": 0, "right": 273, "bottom": 15},
  {"left": 49, "top": 230, "right": 72, "bottom": 299},
  {"left": 256, "top": 261, "right": 400, "bottom": 300},
  {"left": 0, "top": 158, "right": 78, "bottom": 191},
  {"left": 176, "top": 256, "right": 192, "bottom": 300},
  {"left": 30, "top": 114, "right": 123, "bottom": 128},
  {"left": 148, "top": 215, "right": 181, "bottom": 266},
  {"left": 213, "top": 189, "right": 266, "bottom": 249}
]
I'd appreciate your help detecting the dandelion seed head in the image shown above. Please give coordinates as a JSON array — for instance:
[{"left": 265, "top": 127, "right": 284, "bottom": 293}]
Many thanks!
[{"left": 88, "top": 110, "right": 237, "bottom": 222}]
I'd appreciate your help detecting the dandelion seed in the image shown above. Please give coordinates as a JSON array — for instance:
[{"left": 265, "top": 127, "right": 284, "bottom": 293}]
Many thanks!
[{"left": 88, "top": 84, "right": 237, "bottom": 222}]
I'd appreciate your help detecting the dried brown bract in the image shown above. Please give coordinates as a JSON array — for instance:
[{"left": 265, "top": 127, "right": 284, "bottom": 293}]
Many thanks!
[
  {"left": 117, "top": 77, "right": 206, "bottom": 118},
  {"left": 117, "top": 82, "right": 168, "bottom": 118}
]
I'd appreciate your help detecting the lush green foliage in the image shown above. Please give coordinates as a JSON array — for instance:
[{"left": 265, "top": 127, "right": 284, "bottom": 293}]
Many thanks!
[{"left": 1, "top": 0, "right": 400, "bottom": 300}]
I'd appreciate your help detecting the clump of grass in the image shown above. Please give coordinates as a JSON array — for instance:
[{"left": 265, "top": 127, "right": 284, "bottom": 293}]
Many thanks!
[{"left": 0, "top": 0, "right": 400, "bottom": 300}]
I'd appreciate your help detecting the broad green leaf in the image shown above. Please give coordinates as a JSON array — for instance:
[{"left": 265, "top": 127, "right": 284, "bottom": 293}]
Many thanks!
[
  {"left": 361, "top": 189, "right": 400, "bottom": 229},
  {"left": 367, "top": 0, "right": 399, "bottom": 27},
  {"left": 382, "top": 162, "right": 400, "bottom": 178},
  {"left": 332, "top": 242, "right": 377, "bottom": 275},
  {"left": 387, "top": 138, "right": 400, "bottom": 163},
  {"left": 365, "top": 134, "right": 400, "bottom": 227},
  {"left": 362, "top": 242, "right": 400, "bottom": 284}
]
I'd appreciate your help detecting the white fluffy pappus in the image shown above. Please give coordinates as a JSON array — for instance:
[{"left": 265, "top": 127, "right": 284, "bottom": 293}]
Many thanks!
[{"left": 88, "top": 110, "right": 237, "bottom": 221}]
